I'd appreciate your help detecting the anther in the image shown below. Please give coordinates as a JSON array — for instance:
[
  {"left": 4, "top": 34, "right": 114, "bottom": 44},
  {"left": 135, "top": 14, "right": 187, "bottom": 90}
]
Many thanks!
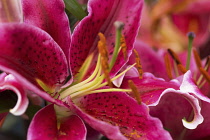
[
  {"left": 133, "top": 49, "right": 143, "bottom": 79},
  {"left": 98, "top": 33, "right": 113, "bottom": 87},
  {"left": 168, "top": 49, "right": 182, "bottom": 64},
  {"left": 164, "top": 53, "right": 173, "bottom": 79},
  {"left": 98, "top": 33, "right": 109, "bottom": 59},
  {"left": 168, "top": 49, "right": 187, "bottom": 74},
  {"left": 128, "top": 80, "right": 141, "bottom": 104},
  {"left": 193, "top": 49, "right": 202, "bottom": 68},
  {"left": 120, "top": 35, "right": 127, "bottom": 60},
  {"left": 177, "top": 64, "right": 188, "bottom": 74}
]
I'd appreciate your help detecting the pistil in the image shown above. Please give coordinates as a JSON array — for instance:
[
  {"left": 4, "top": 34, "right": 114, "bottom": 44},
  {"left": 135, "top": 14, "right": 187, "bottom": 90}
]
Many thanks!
[{"left": 186, "top": 32, "right": 195, "bottom": 70}]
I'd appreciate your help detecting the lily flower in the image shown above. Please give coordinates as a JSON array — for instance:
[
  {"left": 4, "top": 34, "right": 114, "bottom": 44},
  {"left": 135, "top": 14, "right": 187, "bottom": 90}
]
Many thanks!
[
  {"left": 123, "top": 39, "right": 210, "bottom": 139},
  {"left": 0, "top": 0, "right": 174, "bottom": 139},
  {"left": 138, "top": 0, "right": 210, "bottom": 52}
]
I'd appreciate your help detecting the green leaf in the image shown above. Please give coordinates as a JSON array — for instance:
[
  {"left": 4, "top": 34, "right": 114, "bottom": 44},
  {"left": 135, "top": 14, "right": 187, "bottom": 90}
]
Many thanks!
[
  {"left": 64, "top": 0, "right": 87, "bottom": 20},
  {"left": 25, "top": 105, "right": 42, "bottom": 120}
]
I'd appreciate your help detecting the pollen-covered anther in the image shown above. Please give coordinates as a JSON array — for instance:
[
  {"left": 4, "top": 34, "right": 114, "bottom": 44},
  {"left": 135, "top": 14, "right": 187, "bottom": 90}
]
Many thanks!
[
  {"left": 128, "top": 80, "right": 141, "bottom": 104},
  {"left": 98, "top": 33, "right": 113, "bottom": 87},
  {"left": 120, "top": 35, "right": 127, "bottom": 60},
  {"left": 98, "top": 32, "right": 108, "bottom": 59},
  {"left": 164, "top": 53, "right": 173, "bottom": 79},
  {"left": 168, "top": 49, "right": 187, "bottom": 74},
  {"left": 133, "top": 49, "right": 143, "bottom": 79}
]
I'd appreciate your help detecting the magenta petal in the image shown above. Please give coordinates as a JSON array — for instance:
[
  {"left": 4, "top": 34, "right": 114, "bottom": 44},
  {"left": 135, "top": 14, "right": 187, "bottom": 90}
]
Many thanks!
[
  {"left": 59, "top": 115, "right": 87, "bottom": 140},
  {"left": 0, "top": 23, "right": 69, "bottom": 90},
  {"left": 129, "top": 41, "right": 169, "bottom": 80},
  {"left": 72, "top": 92, "right": 172, "bottom": 140},
  {"left": 22, "top": 0, "right": 71, "bottom": 59},
  {"left": 28, "top": 104, "right": 86, "bottom": 140},
  {"left": 0, "top": 73, "right": 28, "bottom": 115},
  {"left": 180, "top": 71, "right": 210, "bottom": 103},
  {"left": 70, "top": 0, "right": 143, "bottom": 75},
  {"left": 121, "top": 72, "right": 180, "bottom": 105},
  {"left": 122, "top": 72, "right": 203, "bottom": 129}
]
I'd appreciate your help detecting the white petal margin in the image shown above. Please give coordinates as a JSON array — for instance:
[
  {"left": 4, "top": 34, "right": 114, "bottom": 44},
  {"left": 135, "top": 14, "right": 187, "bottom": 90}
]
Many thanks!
[
  {"left": 148, "top": 87, "right": 204, "bottom": 129},
  {"left": 0, "top": 73, "right": 29, "bottom": 115}
]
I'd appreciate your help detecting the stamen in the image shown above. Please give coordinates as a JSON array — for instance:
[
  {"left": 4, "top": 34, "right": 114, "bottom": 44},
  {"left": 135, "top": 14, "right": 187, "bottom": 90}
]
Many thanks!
[
  {"left": 168, "top": 49, "right": 187, "bottom": 74},
  {"left": 120, "top": 35, "right": 127, "bottom": 60},
  {"left": 94, "top": 63, "right": 137, "bottom": 89},
  {"left": 164, "top": 53, "right": 173, "bottom": 79},
  {"left": 199, "top": 67, "right": 210, "bottom": 84},
  {"left": 168, "top": 49, "right": 182, "bottom": 64},
  {"left": 193, "top": 49, "right": 202, "bottom": 68},
  {"left": 110, "top": 21, "right": 125, "bottom": 69},
  {"left": 204, "top": 56, "right": 210, "bottom": 71},
  {"left": 71, "top": 88, "right": 131, "bottom": 99},
  {"left": 128, "top": 80, "right": 141, "bottom": 104},
  {"left": 98, "top": 33, "right": 112, "bottom": 87},
  {"left": 186, "top": 32, "right": 195, "bottom": 70},
  {"left": 197, "top": 56, "right": 210, "bottom": 86},
  {"left": 133, "top": 49, "right": 143, "bottom": 79},
  {"left": 59, "top": 55, "right": 102, "bottom": 99},
  {"left": 178, "top": 64, "right": 188, "bottom": 74},
  {"left": 76, "top": 53, "right": 94, "bottom": 82}
]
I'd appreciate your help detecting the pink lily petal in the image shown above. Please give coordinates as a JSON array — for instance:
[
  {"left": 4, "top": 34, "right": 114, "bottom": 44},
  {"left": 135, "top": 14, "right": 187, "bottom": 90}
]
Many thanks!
[
  {"left": 0, "top": 73, "right": 28, "bottom": 116},
  {"left": 22, "top": 0, "right": 71, "bottom": 59},
  {"left": 129, "top": 41, "right": 169, "bottom": 80},
  {"left": 28, "top": 104, "right": 86, "bottom": 140},
  {"left": 180, "top": 71, "right": 210, "bottom": 104},
  {"left": 0, "top": 23, "right": 69, "bottom": 92},
  {"left": 70, "top": 0, "right": 143, "bottom": 75},
  {"left": 72, "top": 92, "right": 172, "bottom": 140},
  {"left": 121, "top": 72, "right": 180, "bottom": 105},
  {"left": 122, "top": 72, "right": 204, "bottom": 129},
  {"left": 184, "top": 100, "right": 210, "bottom": 139}
]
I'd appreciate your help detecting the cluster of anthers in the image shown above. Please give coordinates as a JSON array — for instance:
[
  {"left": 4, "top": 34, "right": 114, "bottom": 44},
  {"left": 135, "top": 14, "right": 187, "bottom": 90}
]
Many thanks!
[
  {"left": 56, "top": 22, "right": 143, "bottom": 104},
  {"left": 164, "top": 32, "right": 210, "bottom": 89}
]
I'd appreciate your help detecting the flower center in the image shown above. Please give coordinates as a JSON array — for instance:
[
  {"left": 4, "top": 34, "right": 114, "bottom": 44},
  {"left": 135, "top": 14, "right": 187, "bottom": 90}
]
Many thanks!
[{"left": 57, "top": 22, "right": 141, "bottom": 101}]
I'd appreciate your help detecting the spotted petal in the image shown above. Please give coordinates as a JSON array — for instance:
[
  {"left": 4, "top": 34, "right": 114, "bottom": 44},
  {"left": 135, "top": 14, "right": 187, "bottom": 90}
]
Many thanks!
[
  {"left": 72, "top": 92, "right": 172, "bottom": 140},
  {"left": 27, "top": 104, "right": 86, "bottom": 140},
  {"left": 22, "top": 0, "right": 71, "bottom": 59},
  {"left": 0, "top": 23, "right": 69, "bottom": 90},
  {"left": 70, "top": 0, "right": 143, "bottom": 75}
]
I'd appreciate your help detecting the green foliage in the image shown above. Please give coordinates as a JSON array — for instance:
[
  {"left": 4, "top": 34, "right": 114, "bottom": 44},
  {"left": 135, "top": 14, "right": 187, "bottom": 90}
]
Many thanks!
[{"left": 64, "top": 0, "right": 87, "bottom": 21}]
